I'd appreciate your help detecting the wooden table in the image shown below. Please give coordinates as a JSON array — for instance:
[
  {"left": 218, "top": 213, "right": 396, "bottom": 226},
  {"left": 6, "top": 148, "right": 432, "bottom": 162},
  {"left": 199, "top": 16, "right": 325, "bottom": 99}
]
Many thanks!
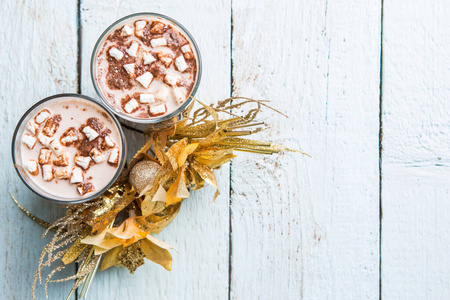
[{"left": 1, "top": 1, "right": 449, "bottom": 299}]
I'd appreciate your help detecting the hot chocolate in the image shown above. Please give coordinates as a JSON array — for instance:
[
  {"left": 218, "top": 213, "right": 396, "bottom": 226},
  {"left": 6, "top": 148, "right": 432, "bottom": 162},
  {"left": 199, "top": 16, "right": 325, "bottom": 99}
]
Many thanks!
[
  {"left": 13, "top": 95, "right": 125, "bottom": 201},
  {"left": 92, "top": 13, "right": 201, "bottom": 122}
]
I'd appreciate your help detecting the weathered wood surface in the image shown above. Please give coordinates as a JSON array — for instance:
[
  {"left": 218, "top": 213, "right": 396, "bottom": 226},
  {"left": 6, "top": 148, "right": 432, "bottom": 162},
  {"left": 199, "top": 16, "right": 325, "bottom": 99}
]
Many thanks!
[
  {"left": 230, "top": 1, "right": 381, "bottom": 299},
  {"left": 2, "top": 0, "right": 449, "bottom": 299},
  {"left": 381, "top": 1, "right": 450, "bottom": 299},
  {"left": 0, "top": 1, "right": 78, "bottom": 299}
]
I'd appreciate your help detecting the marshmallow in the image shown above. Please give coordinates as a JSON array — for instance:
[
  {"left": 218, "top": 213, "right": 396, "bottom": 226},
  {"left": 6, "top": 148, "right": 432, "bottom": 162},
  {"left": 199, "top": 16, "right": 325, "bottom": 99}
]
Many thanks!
[
  {"left": 155, "top": 86, "right": 171, "bottom": 102},
  {"left": 157, "top": 51, "right": 173, "bottom": 67},
  {"left": 90, "top": 148, "right": 104, "bottom": 164},
  {"left": 164, "top": 73, "right": 179, "bottom": 86},
  {"left": 35, "top": 109, "right": 51, "bottom": 124},
  {"left": 135, "top": 20, "right": 146, "bottom": 31},
  {"left": 109, "top": 47, "right": 124, "bottom": 60},
  {"left": 77, "top": 182, "right": 95, "bottom": 196},
  {"left": 53, "top": 153, "right": 69, "bottom": 167},
  {"left": 150, "top": 22, "right": 165, "bottom": 34},
  {"left": 22, "top": 133, "right": 37, "bottom": 149},
  {"left": 49, "top": 140, "right": 63, "bottom": 156},
  {"left": 38, "top": 148, "right": 52, "bottom": 165},
  {"left": 108, "top": 147, "right": 119, "bottom": 165},
  {"left": 82, "top": 126, "right": 99, "bottom": 141},
  {"left": 42, "top": 115, "right": 61, "bottom": 137},
  {"left": 121, "top": 24, "right": 133, "bottom": 36},
  {"left": 140, "top": 93, "right": 155, "bottom": 104},
  {"left": 181, "top": 45, "right": 191, "bottom": 53},
  {"left": 143, "top": 52, "right": 156, "bottom": 65},
  {"left": 42, "top": 164, "right": 54, "bottom": 181},
  {"left": 104, "top": 136, "right": 115, "bottom": 148},
  {"left": 123, "top": 63, "right": 135, "bottom": 76},
  {"left": 70, "top": 167, "right": 83, "bottom": 184},
  {"left": 124, "top": 98, "right": 139, "bottom": 113},
  {"left": 25, "top": 160, "right": 39, "bottom": 176},
  {"left": 151, "top": 37, "right": 167, "bottom": 48},
  {"left": 54, "top": 168, "right": 71, "bottom": 180},
  {"left": 75, "top": 156, "right": 91, "bottom": 170},
  {"left": 136, "top": 72, "right": 153, "bottom": 88},
  {"left": 37, "top": 132, "right": 53, "bottom": 147},
  {"left": 60, "top": 129, "right": 78, "bottom": 145},
  {"left": 126, "top": 41, "right": 139, "bottom": 57},
  {"left": 149, "top": 103, "right": 167, "bottom": 117},
  {"left": 26, "top": 120, "right": 39, "bottom": 135},
  {"left": 173, "top": 87, "right": 187, "bottom": 104},
  {"left": 175, "top": 56, "right": 188, "bottom": 72}
]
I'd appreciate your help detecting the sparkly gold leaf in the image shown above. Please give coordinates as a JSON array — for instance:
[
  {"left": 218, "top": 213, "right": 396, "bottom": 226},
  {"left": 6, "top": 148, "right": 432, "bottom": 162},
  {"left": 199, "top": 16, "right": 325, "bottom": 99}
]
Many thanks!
[
  {"left": 140, "top": 238, "right": 172, "bottom": 271},
  {"left": 166, "top": 138, "right": 188, "bottom": 171},
  {"left": 178, "top": 143, "right": 199, "bottom": 167},
  {"left": 190, "top": 160, "right": 219, "bottom": 190},
  {"left": 100, "top": 246, "right": 123, "bottom": 271}
]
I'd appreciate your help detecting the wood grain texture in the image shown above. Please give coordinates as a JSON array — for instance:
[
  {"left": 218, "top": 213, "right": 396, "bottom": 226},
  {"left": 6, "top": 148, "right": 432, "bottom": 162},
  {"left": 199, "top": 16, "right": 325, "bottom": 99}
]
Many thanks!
[
  {"left": 382, "top": 1, "right": 450, "bottom": 299},
  {"left": 230, "top": 1, "right": 381, "bottom": 299},
  {"left": 79, "top": 1, "right": 231, "bottom": 299},
  {"left": 0, "top": 0, "right": 78, "bottom": 299}
]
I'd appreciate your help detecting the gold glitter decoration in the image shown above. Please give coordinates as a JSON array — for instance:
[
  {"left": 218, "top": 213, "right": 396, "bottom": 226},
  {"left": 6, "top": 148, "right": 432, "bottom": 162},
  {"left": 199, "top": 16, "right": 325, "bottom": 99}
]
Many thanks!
[
  {"left": 11, "top": 97, "right": 307, "bottom": 299},
  {"left": 128, "top": 160, "right": 161, "bottom": 193}
]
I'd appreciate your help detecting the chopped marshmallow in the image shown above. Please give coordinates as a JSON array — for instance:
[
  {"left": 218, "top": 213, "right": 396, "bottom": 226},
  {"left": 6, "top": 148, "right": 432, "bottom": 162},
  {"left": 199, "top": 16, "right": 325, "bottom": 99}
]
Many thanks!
[
  {"left": 143, "top": 52, "right": 156, "bottom": 65},
  {"left": 123, "top": 63, "right": 135, "bottom": 76},
  {"left": 124, "top": 98, "right": 139, "bottom": 113},
  {"left": 135, "top": 20, "right": 146, "bottom": 30},
  {"left": 126, "top": 41, "right": 139, "bottom": 57},
  {"left": 90, "top": 148, "right": 104, "bottom": 164},
  {"left": 181, "top": 45, "right": 191, "bottom": 53},
  {"left": 136, "top": 72, "right": 153, "bottom": 88},
  {"left": 54, "top": 168, "right": 71, "bottom": 180},
  {"left": 108, "top": 147, "right": 119, "bottom": 165},
  {"left": 75, "top": 156, "right": 91, "bottom": 170},
  {"left": 26, "top": 120, "right": 39, "bottom": 135},
  {"left": 149, "top": 103, "right": 167, "bottom": 117},
  {"left": 53, "top": 153, "right": 69, "bottom": 167},
  {"left": 60, "top": 130, "right": 78, "bottom": 145},
  {"left": 151, "top": 37, "right": 167, "bottom": 48},
  {"left": 22, "top": 133, "right": 37, "bottom": 149},
  {"left": 38, "top": 148, "right": 52, "bottom": 165},
  {"left": 49, "top": 140, "right": 63, "bottom": 156},
  {"left": 42, "top": 115, "right": 62, "bottom": 137},
  {"left": 164, "top": 73, "right": 179, "bottom": 86},
  {"left": 35, "top": 109, "right": 51, "bottom": 124},
  {"left": 25, "top": 160, "right": 39, "bottom": 176},
  {"left": 37, "top": 132, "right": 53, "bottom": 147},
  {"left": 77, "top": 182, "right": 95, "bottom": 196},
  {"left": 140, "top": 93, "right": 155, "bottom": 104},
  {"left": 175, "top": 56, "right": 188, "bottom": 72},
  {"left": 157, "top": 51, "right": 174, "bottom": 67},
  {"left": 121, "top": 24, "right": 133, "bottom": 36},
  {"left": 70, "top": 167, "right": 83, "bottom": 183},
  {"left": 109, "top": 47, "right": 124, "bottom": 60},
  {"left": 42, "top": 164, "right": 54, "bottom": 181},
  {"left": 173, "top": 87, "right": 187, "bottom": 104},
  {"left": 155, "top": 86, "right": 171, "bottom": 102},
  {"left": 104, "top": 136, "right": 115, "bottom": 148},
  {"left": 82, "top": 126, "right": 99, "bottom": 141}
]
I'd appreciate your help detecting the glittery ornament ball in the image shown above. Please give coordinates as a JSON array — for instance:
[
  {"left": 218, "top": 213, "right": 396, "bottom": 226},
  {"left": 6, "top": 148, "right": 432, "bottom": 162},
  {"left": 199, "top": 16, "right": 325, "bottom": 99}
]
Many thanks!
[{"left": 129, "top": 160, "right": 161, "bottom": 193}]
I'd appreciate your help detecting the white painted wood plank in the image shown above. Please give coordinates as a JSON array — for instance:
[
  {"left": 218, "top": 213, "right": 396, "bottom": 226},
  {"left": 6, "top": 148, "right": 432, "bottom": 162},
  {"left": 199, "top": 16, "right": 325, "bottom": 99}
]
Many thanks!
[
  {"left": 231, "top": 1, "right": 381, "bottom": 299},
  {"left": 382, "top": 1, "right": 450, "bottom": 299},
  {"left": 0, "top": 1, "right": 78, "bottom": 299},
  {"left": 80, "top": 1, "right": 231, "bottom": 299}
]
